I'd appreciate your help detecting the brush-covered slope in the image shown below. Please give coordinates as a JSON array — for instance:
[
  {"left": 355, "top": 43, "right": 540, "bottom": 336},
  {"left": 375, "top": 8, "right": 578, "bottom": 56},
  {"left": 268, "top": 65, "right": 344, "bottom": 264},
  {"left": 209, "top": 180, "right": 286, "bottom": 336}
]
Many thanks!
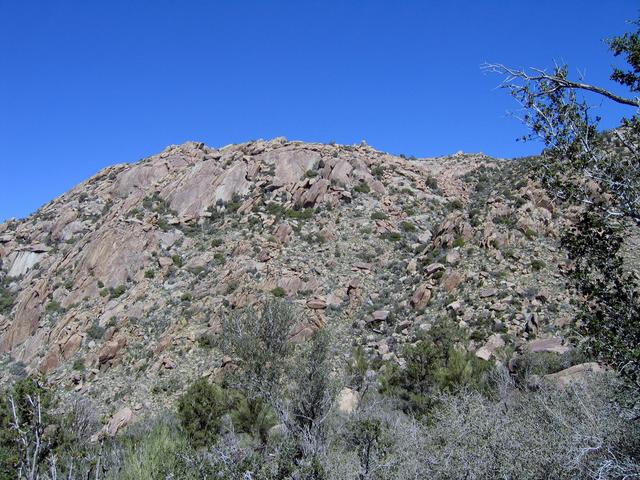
[{"left": 0, "top": 137, "right": 573, "bottom": 419}]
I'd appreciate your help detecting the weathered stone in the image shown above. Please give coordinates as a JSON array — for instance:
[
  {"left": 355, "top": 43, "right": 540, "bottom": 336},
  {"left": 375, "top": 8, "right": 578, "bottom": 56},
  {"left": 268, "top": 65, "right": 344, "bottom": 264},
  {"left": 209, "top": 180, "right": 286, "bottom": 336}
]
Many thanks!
[
  {"left": 372, "top": 310, "right": 390, "bottom": 321},
  {"left": 544, "top": 363, "right": 605, "bottom": 387},
  {"left": 527, "top": 337, "right": 570, "bottom": 355},
  {"left": 274, "top": 223, "right": 293, "bottom": 244},
  {"left": 411, "top": 283, "right": 432, "bottom": 310},
  {"left": 105, "top": 407, "right": 134, "bottom": 437},
  {"left": 475, "top": 334, "right": 505, "bottom": 361},
  {"left": 307, "top": 298, "right": 327, "bottom": 309},
  {"left": 479, "top": 288, "right": 498, "bottom": 298},
  {"left": 441, "top": 271, "right": 464, "bottom": 292}
]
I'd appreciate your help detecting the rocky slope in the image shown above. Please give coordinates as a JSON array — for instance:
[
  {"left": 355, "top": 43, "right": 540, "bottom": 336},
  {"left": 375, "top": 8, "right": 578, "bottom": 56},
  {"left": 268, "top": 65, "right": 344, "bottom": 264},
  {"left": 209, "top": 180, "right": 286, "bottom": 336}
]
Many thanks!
[{"left": 0, "top": 138, "right": 578, "bottom": 423}]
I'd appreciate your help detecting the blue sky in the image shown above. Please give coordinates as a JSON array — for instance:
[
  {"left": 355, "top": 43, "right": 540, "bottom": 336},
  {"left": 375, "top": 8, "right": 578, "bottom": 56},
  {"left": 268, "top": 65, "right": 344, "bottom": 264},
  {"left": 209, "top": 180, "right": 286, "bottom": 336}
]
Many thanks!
[{"left": 0, "top": 1, "right": 638, "bottom": 221}]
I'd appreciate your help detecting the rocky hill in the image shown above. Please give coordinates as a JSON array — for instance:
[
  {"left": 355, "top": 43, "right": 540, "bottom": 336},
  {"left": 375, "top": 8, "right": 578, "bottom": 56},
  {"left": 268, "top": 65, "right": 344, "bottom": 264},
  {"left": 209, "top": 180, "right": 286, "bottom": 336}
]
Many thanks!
[{"left": 0, "top": 137, "right": 578, "bottom": 423}]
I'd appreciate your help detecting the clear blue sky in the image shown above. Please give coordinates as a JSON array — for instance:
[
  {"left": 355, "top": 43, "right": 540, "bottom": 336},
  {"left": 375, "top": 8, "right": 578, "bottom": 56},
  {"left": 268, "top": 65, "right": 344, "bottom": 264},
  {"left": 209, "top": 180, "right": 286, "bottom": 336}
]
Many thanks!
[{"left": 1, "top": 1, "right": 638, "bottom": 221}]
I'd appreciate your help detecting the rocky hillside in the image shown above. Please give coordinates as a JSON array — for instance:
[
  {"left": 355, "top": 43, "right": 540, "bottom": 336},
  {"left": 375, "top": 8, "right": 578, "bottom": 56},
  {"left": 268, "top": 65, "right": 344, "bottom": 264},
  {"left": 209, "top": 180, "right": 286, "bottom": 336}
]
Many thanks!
[{"left": 0, "top": 138, "right": 577, "bottom": 422}]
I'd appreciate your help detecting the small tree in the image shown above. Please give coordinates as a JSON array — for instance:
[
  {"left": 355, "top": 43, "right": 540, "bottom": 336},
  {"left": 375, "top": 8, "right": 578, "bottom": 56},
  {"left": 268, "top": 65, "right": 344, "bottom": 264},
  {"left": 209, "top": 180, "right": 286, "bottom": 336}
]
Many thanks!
[
  {"left": 486, "top": 17, "right": 640, "bottom": 389},
  {"left": 287, "top": 329, "right": 336, "bottom": 453},
  {"left": 177, "top": 379, "right": 229, "bottom": 447},
  {"left": 220, "top": 300, "right": 297, "bottom": 402}
]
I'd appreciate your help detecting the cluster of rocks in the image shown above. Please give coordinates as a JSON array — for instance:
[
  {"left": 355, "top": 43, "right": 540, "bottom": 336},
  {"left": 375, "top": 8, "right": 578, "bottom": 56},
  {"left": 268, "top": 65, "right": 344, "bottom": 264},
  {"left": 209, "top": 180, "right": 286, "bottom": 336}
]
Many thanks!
[{"left": 0, "top": 137, "right": 592, "bottom": 430}]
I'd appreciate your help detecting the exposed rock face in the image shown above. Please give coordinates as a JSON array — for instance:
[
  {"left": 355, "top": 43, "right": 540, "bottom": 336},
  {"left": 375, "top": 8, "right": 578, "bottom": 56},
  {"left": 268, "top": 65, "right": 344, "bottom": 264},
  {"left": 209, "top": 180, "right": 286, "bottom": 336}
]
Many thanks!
[
  {"left": 544, "top": 363, "right": 606, "bottom": 387},
  {"left": 0, "top": 138, "right": 591, "bottom": 421}
]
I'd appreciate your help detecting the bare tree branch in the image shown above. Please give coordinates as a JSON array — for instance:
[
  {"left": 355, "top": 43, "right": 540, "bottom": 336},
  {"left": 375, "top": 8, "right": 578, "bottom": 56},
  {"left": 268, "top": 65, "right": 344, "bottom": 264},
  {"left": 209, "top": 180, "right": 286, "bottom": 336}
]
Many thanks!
[{"left": 482, "top": 63, "right": 640, "bottom": 107}]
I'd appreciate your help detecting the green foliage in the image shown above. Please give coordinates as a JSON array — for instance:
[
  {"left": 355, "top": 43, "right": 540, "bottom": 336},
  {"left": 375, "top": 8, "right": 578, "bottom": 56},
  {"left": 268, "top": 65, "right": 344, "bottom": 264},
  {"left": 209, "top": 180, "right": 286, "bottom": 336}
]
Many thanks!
[
  {"left": 72, "top": 358, "right": 85, "bottom": 371},
  {"left": 144, "top": 269, "right": 155, "bottom": 279},
  {"left": 0, "top": 378, "right": 54, "bottom": 480},
  {"left": 371, "top": 165, "right": 385, "bottom": 179},
  {"left": 530, "top": 259, "right": 546, "bottom": 271},
  {"left": 177, "top": 379, "right": 229, "bottom": 447},
  {"left": 285, "top": 207, "right": 314, "bottom": 220},
  {"left": 86, "top": 320, "right": 105, "bottom": 340},
  {"left": 271, "top": 286, "right": 286, "bottom": 298},
  {"left": 120, "top": 420, "right": 189, "bottom": 480},
  {"left": 220, "top": 300, "right": 297, "bottom": 399},
  {"left": 347, "top": 346, "right": 369, "bottom": 392},
  {"left": 563, "top": 209, "right": 640, "bottom": 387},
  {"left": 399, "top": 221, "right": 416, "bottom": 232},
  {"left": 380, "top": 319, "right": 491, "bottom": 416},
  {"left": 171, "top": 254, "right": 183, "bottom": 267},
  {"left": 230, "top": 395, "right": 277, "bottom": 444},
  {"left": 452, "top": 235, "right": 466, "bottom": 248},
  {"left": 0, "top": 281, "right": 15, "bottom": 315},
  {"left": 305, "top": 169, "right": 319, "bottom": 178},
  {"left": 345, "top": 417, "right": 393, "bottom": 478},
  {"left": 607, "top": 19, "right": 640, "bottom": 95},
  {"left": 448, "top": 199, "right": 464, "bottom": 210},
  {"left": 142, "top": 193, "right": 176, "bottom": 216},
  {"left": 353, "top": 180, "right": 371, "bottom": 194},
  {"left": 288, "top": 329, "right": 334, "bottom": 436},
  {"left": 45, "top": 300, "right": 64, "bottom": 313},
  {"left": 197, "top": 332, "right": 216, "bottom": 349},
  {"left": 380, "top": 231, "right": 402, "bottom": 242},
  {"left": 109, "top": 285, "right": 127, "bottom": 299},
  {"left": 370, "top": 211, "right": 388, "bottom": 220}
]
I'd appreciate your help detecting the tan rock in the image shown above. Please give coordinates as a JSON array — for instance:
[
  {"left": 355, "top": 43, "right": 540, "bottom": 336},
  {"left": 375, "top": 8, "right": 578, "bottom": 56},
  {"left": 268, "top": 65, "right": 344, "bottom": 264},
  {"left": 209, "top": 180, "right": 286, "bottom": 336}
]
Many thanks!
[
  {"left": 544, "top": 363, "right": 605, "bottom": 387},
  {"left": 441, "top": 271, "right": 464, "bottom": 292},
  {"left": 274, "top": 223, "right": 293, "bottom": 244},
  {"left": 527, "top": 337, "right": 570, "bottom": 355},
  {"left": 105, "top": 407, "right": 135, "bottom": 437},
  {"left": 307, "top": 298, "right": 327, "bottom": 309},
  {"left": 62, "top": 333, "right": 83, "bottom": 360},
  {"left": 411, "top": 283, "right": 432, "bottom": 310},
  {"left": 475, "top": 334, "right": 505, "bottom": 361},
  {"left": 425, "top": 262, "right": 445, "bottom": 276},
  {"left": 98, "top": 337, "right": 127, "bottom": 365}
]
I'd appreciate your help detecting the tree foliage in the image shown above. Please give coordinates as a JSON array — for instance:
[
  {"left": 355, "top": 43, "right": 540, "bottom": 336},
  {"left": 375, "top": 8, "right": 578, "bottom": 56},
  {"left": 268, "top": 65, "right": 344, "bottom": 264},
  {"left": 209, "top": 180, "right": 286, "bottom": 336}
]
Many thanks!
[{"left": 487, "top": 17, "right": 640, "bottom": 389}]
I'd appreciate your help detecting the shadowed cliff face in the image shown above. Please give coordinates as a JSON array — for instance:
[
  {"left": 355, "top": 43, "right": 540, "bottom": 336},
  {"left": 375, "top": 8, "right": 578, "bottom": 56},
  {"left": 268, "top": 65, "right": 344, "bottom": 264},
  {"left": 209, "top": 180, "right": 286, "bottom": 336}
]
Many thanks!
[{"left": 0, "top": 137, "right": 578, "bottom": 417}]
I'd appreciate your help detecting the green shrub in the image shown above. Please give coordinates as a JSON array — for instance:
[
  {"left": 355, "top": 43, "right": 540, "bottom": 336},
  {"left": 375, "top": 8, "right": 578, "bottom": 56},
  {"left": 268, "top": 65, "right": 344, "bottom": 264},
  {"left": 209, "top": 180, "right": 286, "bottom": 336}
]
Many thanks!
[
  {"left": 0, "top": 283, "right": 15, "bottom": 315},
  {"left": 197, "top": 332, "right": 216, "bottom": 349},
  {"left": 380, "top": 319, "right": 491, "bottom": 416},
  {"left": 271, "top": 287, "right": 286, "bottom": 298},
  {"left": 109, "top": 285, "right": 126, "bottom": 299},
  {"left": 72, "top": 358, "right": 85, "bottom": 371},
  {"left": 0, "top": 378, "right": 55, "bottom": 479},
  {"left": 86, "top": 321, "right": 105, "bottom": 340},
  {"left": 171, "top": 255, "right": 183, "bottom": 267},
  {"left": 448, "top": 199, "right": 464, "bottom": 210},
  {"left": 531, "top": 259, "right": 546, "bottom": 271},
  {"left": 177, "top": 379, "right": 230, "bottom": 447},
  {"left": 144, "top": 269, "right": 155, "bottom": 279},
  {"left": 354, "top": 181, "right": 371, "bottom": 194},
  {"left": 305, "top": 169, "right": 319, "bottom": 178},
  {"left": 371, "top": 165, "right": 385, "bottom": 179},
  {"left": 380, "top": 231, "right": 402, "bottom": 242},
  {"left": 285, "top": 208, "right": 314, "bottom": 220},
  {"left": 370, "top": 211, "right": 388, "bottom": 220},
  {"left": 452, "top": 235, "right": 466, "bottom": 248},
  {"left": 400, "top": 221, "right": 416, "bottom": 232},
  {"left": 425, "top": 175, "right": 438, "bottom": 189},
  {"left": 45, "top": 301, "right": 64, "bottom": 314},
  {"left": 120, "top": 420, "right": 189, "bottom": 480}
]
